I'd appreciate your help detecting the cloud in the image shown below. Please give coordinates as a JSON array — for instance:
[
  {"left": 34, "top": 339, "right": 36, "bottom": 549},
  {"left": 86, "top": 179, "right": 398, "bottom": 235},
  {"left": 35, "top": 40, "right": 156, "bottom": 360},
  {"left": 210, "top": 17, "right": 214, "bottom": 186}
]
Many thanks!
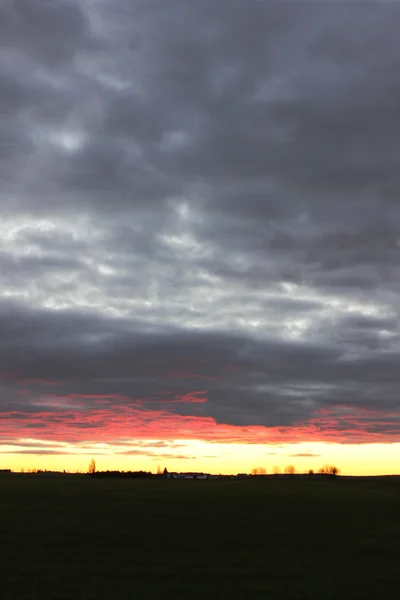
[
  {"left": 289, "top": 454, "right": 321, "bottom": 459},
  {"left": 1, "top": 0, "right": 400, "bottom": 450}
]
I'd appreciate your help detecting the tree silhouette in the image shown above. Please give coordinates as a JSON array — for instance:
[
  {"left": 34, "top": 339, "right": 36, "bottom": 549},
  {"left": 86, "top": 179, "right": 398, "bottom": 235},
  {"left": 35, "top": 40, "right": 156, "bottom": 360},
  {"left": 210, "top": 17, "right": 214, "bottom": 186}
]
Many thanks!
[
  {"left": 284, "top": 465, "right": 296, "bottom": 475},
  {"left": 318, "top": 464, "right": 340, "bottom": 478},
  {"left": 252, "top": 466, "right": 267, "bottom": 475},
  {"left": 88, "top": 459, "right": 96, "bottom": 475},
  {"left": 272, "top": 465, "right": 281, "bottom": 475}
]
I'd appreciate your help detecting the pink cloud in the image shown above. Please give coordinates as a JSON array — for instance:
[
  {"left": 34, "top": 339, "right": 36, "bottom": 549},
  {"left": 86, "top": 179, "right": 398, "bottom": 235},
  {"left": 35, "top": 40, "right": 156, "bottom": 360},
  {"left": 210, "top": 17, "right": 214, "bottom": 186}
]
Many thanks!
[{"left": 1, "top": 403, "right": 399, "bottom": 447}]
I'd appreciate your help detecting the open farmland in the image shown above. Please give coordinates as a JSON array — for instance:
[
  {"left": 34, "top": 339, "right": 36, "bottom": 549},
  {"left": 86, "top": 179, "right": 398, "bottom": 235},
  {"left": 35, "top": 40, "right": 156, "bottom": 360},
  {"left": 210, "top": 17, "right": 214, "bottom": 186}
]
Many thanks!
[{"left": 0, "top": 475, "right": 399, "bottom": 599}]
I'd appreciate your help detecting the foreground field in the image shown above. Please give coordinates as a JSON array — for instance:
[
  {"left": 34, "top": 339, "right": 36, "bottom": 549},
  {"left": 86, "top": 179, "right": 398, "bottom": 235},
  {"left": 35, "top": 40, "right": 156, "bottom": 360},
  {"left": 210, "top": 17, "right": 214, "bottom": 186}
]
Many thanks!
[{"left": 0, "top": 475, "right": 399, "bottom": 599}]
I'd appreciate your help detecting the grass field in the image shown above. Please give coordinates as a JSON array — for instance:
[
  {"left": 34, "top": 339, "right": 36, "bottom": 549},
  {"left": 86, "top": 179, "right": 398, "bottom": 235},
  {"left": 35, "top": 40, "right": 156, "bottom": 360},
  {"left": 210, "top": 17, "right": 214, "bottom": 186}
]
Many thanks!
[{"left": 1, "top": 475, "right": 399, "bottom": 599}]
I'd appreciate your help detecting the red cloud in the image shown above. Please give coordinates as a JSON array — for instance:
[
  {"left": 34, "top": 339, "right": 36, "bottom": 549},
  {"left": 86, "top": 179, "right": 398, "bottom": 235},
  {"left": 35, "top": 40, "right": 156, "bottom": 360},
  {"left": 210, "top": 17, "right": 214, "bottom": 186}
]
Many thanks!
[
  {"left": 1, "top": 403, "right": 399, "bottom": 447},
  {"left": 2, "top": 375, "right": 399, "bottom": 446}
]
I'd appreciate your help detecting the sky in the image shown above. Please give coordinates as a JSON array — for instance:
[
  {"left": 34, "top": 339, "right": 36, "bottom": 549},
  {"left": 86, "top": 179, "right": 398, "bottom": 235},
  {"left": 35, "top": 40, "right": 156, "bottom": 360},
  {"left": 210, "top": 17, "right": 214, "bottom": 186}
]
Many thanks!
[{"left": 1, "top": 0, "right": 400, "bottom": 476}]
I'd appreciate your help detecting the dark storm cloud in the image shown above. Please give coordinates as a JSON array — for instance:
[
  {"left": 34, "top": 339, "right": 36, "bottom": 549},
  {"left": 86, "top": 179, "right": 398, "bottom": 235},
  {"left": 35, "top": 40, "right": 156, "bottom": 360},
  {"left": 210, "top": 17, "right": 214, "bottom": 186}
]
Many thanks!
[
  {"left": 1, "top": 299, "right": 399, "bottom": 439},
  {"left": 1, "top": 0, "right": 400, "bottom": 443}
]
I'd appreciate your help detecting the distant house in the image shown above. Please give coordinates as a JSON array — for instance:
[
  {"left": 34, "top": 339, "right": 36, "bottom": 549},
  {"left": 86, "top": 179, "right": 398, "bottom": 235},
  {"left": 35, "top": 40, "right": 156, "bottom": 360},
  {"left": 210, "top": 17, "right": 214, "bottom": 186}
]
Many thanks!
[{"left": 168, "top": 472, "right": 209, "bottom": 480}]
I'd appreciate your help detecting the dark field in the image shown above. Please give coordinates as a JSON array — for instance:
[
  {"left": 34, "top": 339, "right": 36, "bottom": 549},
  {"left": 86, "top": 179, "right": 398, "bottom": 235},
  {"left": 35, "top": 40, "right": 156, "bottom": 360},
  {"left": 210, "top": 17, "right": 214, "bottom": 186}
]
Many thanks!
[{"left": 1, "top": 475, "right": 399, "bottom": 599}]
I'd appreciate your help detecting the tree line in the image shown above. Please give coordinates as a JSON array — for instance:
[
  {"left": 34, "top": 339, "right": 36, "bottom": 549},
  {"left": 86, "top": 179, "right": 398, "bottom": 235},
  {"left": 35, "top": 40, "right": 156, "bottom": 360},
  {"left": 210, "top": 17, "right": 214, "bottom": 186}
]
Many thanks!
[
  {"left": 87, "top": 459, "right": 340, "bottom": 479},
  {"left": 252, "top": 464, "right": 340, "bottom": 477}
]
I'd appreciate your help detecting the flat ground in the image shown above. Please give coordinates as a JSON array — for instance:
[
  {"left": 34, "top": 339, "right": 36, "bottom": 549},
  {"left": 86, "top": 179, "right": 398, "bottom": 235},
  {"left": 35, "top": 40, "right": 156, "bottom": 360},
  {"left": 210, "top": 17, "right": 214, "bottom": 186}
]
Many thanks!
[{"left": 0, "top": 475, "right": 399, "bottom": 599}]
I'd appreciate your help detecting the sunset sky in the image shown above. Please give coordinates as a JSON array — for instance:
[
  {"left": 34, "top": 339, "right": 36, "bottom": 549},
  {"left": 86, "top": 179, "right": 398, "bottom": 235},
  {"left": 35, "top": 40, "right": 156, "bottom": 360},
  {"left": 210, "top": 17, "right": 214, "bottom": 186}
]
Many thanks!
[{"left": 1, "top": 0, "right": 400, "bottom": 476}]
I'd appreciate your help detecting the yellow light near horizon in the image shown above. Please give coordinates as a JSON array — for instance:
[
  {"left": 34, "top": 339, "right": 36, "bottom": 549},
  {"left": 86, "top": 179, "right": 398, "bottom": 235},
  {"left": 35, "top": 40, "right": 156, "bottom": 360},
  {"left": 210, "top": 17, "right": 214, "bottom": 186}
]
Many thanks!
[{"left": 1, "top": 441, "right": 399, "bottom": 475}]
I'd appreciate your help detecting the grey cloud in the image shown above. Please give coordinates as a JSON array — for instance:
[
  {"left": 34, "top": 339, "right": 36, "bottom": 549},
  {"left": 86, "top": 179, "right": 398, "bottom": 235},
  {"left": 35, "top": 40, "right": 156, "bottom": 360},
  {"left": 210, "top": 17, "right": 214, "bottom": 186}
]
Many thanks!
[
  {"left": 0, "top": 249, "right": 86, "bottom": 279},
  {"left": 337, "top": 314, "right": 398, "bottom": 332},
  {"left": 0, "top": 299, "right": 399, "bottom": 438},
  {"left": 0, "top": 0, "right": 93, "bottom": 66},
  {"left": 1, "top": 0, "right": 400, "bottom": 444}
]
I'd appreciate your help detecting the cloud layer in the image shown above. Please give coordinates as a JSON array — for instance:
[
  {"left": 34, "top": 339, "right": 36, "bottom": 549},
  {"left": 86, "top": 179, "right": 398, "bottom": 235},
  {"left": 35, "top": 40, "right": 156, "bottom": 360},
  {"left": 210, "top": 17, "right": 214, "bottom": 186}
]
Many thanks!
[{"left": 1, "top": 0, "right": 400, "bottom": 451}]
